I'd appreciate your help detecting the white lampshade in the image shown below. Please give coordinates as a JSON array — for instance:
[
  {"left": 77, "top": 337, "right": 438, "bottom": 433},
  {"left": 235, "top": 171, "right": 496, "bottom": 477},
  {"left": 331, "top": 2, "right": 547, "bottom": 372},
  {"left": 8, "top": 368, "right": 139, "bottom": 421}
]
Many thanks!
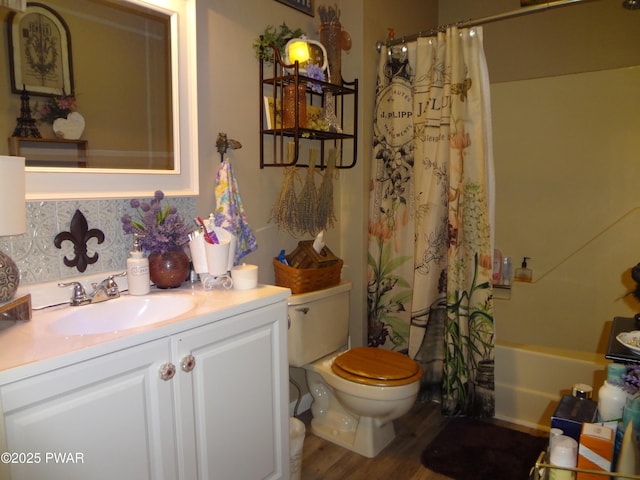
[{"left": 0, "top": 156, "right": 26, "bottom": 237}]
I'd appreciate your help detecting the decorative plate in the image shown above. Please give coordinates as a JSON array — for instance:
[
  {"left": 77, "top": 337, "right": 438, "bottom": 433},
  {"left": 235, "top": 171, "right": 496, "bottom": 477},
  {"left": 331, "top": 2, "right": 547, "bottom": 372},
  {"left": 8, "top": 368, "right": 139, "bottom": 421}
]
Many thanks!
[{"left": 616, "top": 331, "right": 640, "bottom": 355}]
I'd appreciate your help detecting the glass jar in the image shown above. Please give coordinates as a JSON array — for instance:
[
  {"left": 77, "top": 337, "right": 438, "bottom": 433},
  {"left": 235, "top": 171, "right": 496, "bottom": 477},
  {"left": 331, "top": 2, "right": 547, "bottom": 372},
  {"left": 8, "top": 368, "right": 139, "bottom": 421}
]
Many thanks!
[
  {"left": 319, "top": 21, "right": 342, "bottom": 85},
  {"left": 283, "top": 83, "right": 307, "bottom": 129}
]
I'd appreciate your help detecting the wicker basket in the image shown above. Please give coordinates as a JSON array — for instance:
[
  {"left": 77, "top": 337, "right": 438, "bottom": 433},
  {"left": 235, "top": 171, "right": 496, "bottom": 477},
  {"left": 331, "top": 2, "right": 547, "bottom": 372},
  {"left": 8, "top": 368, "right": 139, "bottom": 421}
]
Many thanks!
[{"left": 273, "top": 257, "right": 343, "bottom": 294}]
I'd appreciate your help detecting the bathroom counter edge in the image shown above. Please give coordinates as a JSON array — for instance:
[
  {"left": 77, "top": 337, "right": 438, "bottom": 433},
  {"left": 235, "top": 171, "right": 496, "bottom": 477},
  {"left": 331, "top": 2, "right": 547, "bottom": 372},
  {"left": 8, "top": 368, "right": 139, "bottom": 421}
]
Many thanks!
[{"left": 0, "top": 284, "right": 291, "bottom": 384}]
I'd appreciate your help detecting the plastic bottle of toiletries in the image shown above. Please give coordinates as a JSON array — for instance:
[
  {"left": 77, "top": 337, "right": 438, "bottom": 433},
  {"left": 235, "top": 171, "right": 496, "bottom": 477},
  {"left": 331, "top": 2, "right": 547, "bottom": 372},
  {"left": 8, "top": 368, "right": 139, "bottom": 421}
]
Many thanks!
[
  {"left": 514, "top": 257, "right": 533, "bottom": 282},
  {"left": 127, "top": 233, "right": 150, "bottom": 296},
  {"left": 614, "top": 388, "right": 640, "bottom": 467},
  {"left": 549, "top": 435, "right": 578, "bottom": 480},
  {"left": 598, "top": 363, "right": 630, "bottom": 422},
  {"left": 616, "top": 422, "right": 640, "bottom": 479},
  {"left": 492, "top": 249, "right": 503, "bottom": 284},
  {"left": 572, "top": 383, "right": 593, "bottom": 399},
  {"left": 501, "top": 256, "right": 512, "bottom": 286}
]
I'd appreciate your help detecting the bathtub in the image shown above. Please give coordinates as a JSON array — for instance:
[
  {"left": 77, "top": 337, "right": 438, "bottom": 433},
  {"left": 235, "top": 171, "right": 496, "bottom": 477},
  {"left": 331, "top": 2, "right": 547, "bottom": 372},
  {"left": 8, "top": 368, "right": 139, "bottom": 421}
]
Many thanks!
[{"left": 495, "top": 340, "right": 608, "bottom": 431}]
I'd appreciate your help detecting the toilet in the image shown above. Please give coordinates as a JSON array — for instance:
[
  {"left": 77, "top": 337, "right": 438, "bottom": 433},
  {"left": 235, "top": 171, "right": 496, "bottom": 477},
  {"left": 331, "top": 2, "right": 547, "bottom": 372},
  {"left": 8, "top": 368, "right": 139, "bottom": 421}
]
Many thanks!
[{"left": 288, "top": 281, "right": 422, "bottom": 458}]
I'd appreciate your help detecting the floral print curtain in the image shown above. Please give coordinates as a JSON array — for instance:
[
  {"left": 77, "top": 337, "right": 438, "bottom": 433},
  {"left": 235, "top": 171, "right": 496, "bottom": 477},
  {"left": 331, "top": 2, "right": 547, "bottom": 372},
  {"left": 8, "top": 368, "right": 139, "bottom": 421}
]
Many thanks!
[{"left": 367, "top": 27, "right": 495, "bottom": 417}]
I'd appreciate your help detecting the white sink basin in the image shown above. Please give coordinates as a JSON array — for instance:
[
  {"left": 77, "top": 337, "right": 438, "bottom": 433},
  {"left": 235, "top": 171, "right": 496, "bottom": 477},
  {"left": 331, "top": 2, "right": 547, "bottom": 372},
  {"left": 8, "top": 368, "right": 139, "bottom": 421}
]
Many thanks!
[{"left": 47, "top": 294, "right": 196, "bottom": 335}]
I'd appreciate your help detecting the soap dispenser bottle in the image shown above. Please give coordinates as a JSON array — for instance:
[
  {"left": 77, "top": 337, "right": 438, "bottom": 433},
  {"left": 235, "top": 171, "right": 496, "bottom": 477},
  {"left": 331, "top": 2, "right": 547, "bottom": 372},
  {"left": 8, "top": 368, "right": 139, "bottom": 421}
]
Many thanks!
[
  {"left": 514, "top": 257, "right": 533, "bottom": 282},
  {"left": 127, "top": 233, "right": 150, "bottom": 295}
]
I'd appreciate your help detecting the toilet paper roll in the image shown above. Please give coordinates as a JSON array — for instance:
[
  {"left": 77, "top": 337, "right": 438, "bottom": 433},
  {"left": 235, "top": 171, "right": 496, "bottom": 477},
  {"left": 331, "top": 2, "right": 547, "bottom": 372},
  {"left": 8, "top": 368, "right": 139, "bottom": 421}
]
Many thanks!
[
  {"left": 549, "top": 435, "right": 577, "bottom": 480},
  {"left": 549, "top": 428, "right": 564, "bottom": 452},
  {"left": 550, "top": 435, "right": 578, "bottom": 466}
]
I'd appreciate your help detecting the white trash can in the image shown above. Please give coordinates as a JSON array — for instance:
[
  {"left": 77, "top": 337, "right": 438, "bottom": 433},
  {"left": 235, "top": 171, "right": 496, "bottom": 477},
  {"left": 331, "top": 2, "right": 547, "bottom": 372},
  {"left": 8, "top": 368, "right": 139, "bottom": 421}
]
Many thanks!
[{"left": 289, "top": 417, "right": 306, "bottom": 480}]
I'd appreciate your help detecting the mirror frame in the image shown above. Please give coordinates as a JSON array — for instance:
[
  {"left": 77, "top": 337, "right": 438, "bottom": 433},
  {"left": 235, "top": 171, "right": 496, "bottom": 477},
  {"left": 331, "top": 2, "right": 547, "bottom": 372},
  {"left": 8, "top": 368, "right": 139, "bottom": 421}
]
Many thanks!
[{"left": 24, "top": 0, "right": 199, "bottom": 200}]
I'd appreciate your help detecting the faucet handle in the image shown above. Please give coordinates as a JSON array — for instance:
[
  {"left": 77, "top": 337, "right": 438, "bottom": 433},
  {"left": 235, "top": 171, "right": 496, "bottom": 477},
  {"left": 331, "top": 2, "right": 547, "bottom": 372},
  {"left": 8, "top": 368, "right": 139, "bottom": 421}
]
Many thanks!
[
  {"left": 58, "top": 281, "right": 89, "bottom": 306},
  {"left": 93, "top": 272, "right": 126, "bottom": 296},
  {"left": 91, "top": 272, "right": 127, "bottom": 297},
  {"left": 111, "top": 272, "right": 127, "bottom": 280}
]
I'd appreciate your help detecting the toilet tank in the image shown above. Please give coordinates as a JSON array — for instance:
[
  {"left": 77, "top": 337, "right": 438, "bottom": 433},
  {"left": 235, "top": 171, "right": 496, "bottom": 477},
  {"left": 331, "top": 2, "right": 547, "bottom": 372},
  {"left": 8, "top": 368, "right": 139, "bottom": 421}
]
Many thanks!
[{"left": 287, "top": 281, "right": 352, "bottom": 367}]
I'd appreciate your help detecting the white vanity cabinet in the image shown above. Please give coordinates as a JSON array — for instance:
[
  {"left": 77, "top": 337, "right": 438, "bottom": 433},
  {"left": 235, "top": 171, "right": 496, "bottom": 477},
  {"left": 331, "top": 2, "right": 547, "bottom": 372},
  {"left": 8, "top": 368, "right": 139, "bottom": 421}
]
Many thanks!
[
  {"left": 0, "top": 295, "right": 289, "bottom": 480},
  {"left": 173, "top": 302, "right": 288, "bottom": 480},
  {"left": 0, "top": 337, "right": 178, "bottom": 480}
]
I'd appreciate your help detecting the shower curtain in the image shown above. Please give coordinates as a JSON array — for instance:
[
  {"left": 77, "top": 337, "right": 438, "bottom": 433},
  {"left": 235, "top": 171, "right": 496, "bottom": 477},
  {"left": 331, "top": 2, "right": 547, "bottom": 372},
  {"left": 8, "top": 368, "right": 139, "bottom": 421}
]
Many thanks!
[{"left": 367, "top": 27, "right": 495, "bottom": 417}]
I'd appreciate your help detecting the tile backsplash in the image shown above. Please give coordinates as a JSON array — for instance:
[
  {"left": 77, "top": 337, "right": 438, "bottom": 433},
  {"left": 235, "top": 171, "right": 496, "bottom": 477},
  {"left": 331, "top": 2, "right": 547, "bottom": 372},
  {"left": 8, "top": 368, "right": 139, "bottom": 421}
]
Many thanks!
[{"left": 0, "top": 196, "right": 196, "bottom": 286}]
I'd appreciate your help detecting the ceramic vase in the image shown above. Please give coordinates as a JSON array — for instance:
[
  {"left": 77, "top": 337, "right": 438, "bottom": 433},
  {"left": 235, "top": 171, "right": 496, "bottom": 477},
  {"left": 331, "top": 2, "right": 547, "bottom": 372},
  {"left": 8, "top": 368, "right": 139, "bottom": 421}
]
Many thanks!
[
  {"left": 148, "top": 247, "right": 189, "bottom": 288},
  {"left": 0, "top": 251, "right": 20, "bottom": 302}
]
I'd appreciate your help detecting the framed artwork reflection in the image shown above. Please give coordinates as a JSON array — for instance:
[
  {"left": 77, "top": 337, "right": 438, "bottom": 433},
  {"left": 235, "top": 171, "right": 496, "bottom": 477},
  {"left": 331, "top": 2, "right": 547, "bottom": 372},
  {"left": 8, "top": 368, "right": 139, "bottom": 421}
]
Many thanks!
[
  {"left": 275, "top": 0, "right": 314, "bottom": 17},
  {"left": 8, "top": 2, "right": 74, "bottom": 96}
]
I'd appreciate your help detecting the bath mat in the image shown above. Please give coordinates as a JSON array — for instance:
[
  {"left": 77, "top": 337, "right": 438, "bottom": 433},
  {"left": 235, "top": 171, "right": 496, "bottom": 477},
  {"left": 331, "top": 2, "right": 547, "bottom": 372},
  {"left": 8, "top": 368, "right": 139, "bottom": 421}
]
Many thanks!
[{"left": 420, "top": 417, "right": 548, "bottom": 480}]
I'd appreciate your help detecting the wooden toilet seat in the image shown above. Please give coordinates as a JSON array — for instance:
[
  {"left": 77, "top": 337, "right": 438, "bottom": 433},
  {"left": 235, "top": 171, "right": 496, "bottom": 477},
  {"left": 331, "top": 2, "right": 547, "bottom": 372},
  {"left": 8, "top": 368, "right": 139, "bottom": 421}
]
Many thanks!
[{"left": 331, "top": 347, "right": 423, "bottom": 387}]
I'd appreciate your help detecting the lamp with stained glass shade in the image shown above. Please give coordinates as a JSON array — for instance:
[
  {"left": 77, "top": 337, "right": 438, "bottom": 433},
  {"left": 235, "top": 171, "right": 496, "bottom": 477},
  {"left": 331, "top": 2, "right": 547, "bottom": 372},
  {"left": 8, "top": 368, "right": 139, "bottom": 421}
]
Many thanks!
[{"left": 0, "top": 156, "right": 26, "bottom": 303}]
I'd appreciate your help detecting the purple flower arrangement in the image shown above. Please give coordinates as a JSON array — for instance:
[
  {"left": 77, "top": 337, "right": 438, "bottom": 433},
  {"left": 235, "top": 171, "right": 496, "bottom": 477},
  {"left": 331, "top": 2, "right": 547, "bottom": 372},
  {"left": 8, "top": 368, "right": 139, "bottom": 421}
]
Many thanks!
[
  {"left": 305, "top": 64, "right": 325, "bottom": 93},
  {"left": 121, "top": 190, "right": 192, "bottom": 254}
]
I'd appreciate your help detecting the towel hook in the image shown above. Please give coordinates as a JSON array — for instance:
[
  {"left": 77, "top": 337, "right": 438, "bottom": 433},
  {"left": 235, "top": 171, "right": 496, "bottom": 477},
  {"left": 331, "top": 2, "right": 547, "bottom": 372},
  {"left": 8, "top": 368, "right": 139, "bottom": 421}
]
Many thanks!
[{"left": 215, "top": 132, "right": 242, "bottom": 162}]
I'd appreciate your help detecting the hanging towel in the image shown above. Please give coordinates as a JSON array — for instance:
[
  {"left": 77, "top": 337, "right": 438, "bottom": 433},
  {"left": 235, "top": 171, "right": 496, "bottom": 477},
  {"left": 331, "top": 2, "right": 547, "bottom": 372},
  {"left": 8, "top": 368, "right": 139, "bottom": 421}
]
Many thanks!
[{"left": 213, "top": 158, "right": 257, "bottom": 264}]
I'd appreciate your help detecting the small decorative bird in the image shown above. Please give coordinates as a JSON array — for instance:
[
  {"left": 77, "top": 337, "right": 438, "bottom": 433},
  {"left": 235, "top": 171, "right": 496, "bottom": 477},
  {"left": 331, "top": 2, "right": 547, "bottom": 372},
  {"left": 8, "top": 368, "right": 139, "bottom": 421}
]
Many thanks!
[{"left": 216, "top": 132, "right": 242, "bottom": 161}]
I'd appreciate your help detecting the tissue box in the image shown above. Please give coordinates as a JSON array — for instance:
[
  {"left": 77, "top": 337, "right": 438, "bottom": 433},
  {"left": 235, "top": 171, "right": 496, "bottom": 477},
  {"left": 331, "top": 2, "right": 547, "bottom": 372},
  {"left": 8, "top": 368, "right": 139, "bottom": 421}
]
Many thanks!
[
  {"left": 551, "top": 395, "right": 598, "bottom": 442},
  {"left": 274, "top": 241, "right": 343, "bottom": 294},
  {"left": 576, "top": 423, "right": 614, "bottom": 480},
  {"left": 285, "top": 241, "right": 339, "bottom": 268}
]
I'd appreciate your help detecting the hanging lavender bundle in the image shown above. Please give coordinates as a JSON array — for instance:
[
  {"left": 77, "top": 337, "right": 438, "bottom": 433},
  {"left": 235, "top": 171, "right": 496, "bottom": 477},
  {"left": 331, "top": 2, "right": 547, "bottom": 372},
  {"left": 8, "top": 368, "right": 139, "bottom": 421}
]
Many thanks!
[
  {"left": 270, "top": 166, "right": 300, "bottom": 235},
  {"left": 298, "top": 152, "right": 318, "bottom": 234},
  {"left": 316, "top": 148, "right": 338, "bottom": 232}
]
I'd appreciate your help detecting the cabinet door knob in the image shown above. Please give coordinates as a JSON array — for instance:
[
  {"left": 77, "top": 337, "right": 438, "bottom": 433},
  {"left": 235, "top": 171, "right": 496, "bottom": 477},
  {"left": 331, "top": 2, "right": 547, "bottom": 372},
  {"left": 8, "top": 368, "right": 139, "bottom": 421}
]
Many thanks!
[
  {"left": 181, "top": 355, "right": 196, "bottom": 372},
  {"left": 159, "top": 362, "right": 176, "bottom": 381}
]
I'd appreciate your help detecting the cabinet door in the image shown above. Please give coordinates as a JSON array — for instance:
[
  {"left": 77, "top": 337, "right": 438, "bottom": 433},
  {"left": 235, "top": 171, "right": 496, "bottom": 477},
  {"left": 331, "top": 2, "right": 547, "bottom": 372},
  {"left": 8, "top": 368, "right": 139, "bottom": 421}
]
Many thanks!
[
  {"left": 0, "top": 338, "right": 177, "bottom": 480},
  {"left": 174, "top": 302, "right": 289, "bottom": 480}
]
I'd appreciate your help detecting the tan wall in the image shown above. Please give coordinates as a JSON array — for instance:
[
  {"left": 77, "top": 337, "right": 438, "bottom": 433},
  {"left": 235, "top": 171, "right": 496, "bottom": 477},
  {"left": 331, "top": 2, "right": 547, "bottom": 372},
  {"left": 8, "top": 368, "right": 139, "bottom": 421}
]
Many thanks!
[
  {"left": 194, "top": 0, "right": 436, "bottom": 344},
  {"left": 439, "top": 0, "right": 640, "bottom": 82},
  {"left": 194, "top": 0, "right": 436, "bottom": 408}
]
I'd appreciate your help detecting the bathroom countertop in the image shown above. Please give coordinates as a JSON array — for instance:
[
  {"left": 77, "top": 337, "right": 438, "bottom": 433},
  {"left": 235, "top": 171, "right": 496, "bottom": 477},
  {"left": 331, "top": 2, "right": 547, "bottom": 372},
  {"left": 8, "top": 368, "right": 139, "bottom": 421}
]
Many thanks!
[{"left": 0, "top": 282, "right": 290, "bottom": 384}]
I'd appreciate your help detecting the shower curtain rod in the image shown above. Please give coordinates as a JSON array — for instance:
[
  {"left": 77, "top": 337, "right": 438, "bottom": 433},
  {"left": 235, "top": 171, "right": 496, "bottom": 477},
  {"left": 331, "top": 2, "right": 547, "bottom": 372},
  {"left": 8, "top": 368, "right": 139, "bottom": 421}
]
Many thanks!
[{"left": 376, "top": 0, "right": 597, "bottom": 51}]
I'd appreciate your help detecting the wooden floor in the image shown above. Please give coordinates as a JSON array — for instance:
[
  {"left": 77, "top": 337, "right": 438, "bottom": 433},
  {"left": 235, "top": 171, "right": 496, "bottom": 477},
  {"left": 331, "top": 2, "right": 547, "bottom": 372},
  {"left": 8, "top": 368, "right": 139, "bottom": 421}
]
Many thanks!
[{"left": 298, "top": 401, "right": 544, "bottom": 480}]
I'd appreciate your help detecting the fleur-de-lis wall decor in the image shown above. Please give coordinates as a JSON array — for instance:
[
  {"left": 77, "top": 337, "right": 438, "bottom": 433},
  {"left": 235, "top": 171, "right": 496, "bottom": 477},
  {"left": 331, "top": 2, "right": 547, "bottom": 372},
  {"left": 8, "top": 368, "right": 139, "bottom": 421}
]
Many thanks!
[{"left": 54, "top": 210, "right": 105, "bottom": 272}]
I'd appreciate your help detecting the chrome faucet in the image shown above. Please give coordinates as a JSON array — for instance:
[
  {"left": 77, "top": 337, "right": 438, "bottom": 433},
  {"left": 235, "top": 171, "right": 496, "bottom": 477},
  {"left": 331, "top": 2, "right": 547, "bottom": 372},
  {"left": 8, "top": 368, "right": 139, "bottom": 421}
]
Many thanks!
[
  {"left": 58, "top": 281, "right": 90, "bottom": 306},
  {"left": 59, "top": 272, "right": 126, "bottom": 306},
  {"left": 89, "top": 272, "right": 126, "bottom": 303}
]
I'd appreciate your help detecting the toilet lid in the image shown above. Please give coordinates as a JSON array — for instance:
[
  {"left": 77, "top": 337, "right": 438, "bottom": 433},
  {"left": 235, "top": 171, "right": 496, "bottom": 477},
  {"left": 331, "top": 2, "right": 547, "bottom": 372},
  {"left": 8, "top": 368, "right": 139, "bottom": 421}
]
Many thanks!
[{"left": 331, "top": 347, "right": 422, "bottom": 387}]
